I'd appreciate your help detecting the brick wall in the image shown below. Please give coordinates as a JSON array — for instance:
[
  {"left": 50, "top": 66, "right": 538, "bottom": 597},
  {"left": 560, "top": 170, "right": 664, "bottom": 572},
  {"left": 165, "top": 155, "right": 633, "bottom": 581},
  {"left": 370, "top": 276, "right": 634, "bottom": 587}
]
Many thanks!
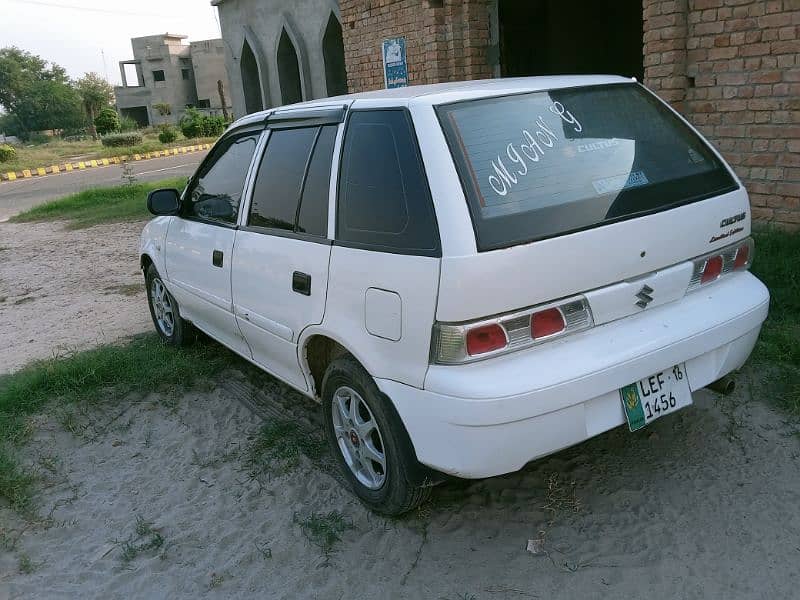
[
  {"left": 339, "top": 0, "right": 491, "bottom": 92},
  {"left": 645, "top": 0, "right": 800, "bottom": 230}
]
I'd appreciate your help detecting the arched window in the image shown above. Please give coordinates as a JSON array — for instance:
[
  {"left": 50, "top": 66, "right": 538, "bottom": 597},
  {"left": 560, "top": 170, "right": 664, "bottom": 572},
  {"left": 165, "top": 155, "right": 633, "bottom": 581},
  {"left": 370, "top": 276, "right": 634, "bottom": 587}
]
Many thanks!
[
  {"left": 277, "top": 29, "right": 303, "bottom": 105},
  {"left": 322, "top": 13, "right": 347, "bottom": 97},
  {"left": 240, "top": 39, "right": 264, "bottom": 114}
]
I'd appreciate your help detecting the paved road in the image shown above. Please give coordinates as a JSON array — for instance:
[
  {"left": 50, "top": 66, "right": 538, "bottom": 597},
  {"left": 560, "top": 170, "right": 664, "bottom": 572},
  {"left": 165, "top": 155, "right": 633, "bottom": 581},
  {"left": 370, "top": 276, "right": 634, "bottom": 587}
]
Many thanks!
[{"left": 0, "top": 151, "right": 207, "bottom": 221}]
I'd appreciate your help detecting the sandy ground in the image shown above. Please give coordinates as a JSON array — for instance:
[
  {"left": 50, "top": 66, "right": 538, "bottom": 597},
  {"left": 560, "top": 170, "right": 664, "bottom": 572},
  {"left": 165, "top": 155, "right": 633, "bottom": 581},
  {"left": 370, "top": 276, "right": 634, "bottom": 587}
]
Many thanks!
[
  {"left": 0, "top": 220, "right": 151, "bottom": 374},
  {"left": 1, "top": 373, "right": 799, "bottom": 599},
  {"left": 1, "top": 218, "right": 800, "bottom": 599}
]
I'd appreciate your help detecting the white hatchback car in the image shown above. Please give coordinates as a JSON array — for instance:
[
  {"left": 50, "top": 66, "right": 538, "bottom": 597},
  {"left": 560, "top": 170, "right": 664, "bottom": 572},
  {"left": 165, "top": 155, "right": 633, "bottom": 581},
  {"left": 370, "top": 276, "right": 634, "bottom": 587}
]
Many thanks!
[{"left": 140, "top": 76, "right": 769, "bottom": 515}]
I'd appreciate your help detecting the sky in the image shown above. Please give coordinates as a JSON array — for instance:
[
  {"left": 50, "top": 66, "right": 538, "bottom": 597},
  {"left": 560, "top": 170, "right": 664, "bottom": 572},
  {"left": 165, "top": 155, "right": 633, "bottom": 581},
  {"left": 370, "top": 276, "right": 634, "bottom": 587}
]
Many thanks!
[{"left": 0, "top": 0, "right": 221, "bottom": 86}]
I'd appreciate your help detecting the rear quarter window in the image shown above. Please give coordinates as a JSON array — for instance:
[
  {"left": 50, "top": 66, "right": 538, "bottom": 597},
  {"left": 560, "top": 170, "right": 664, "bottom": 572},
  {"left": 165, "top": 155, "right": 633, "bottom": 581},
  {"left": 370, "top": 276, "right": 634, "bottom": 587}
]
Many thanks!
[
  {"left": 437, "top": 83, "right": 738, "bottom": 251},
  {"left": 337, "top": 109, "right": 440, "bottom": 256}
]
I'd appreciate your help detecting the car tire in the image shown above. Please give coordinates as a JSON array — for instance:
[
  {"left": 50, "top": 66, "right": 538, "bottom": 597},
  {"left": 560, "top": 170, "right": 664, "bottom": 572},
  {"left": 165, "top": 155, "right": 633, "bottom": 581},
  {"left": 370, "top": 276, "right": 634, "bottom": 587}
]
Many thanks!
[
  {"left": 322, "top": 355, "right": 431, "bottom": 516},
  {"left": 145, "top": 264, "right": 191, "bottom": 346}
]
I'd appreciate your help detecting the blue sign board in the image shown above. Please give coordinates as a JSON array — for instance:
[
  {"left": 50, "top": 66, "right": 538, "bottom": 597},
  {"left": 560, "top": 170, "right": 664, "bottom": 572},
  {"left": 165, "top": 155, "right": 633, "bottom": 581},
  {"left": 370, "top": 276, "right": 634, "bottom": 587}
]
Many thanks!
[{"left": 382, "top": 37, "right": 408, "bottom": 89}]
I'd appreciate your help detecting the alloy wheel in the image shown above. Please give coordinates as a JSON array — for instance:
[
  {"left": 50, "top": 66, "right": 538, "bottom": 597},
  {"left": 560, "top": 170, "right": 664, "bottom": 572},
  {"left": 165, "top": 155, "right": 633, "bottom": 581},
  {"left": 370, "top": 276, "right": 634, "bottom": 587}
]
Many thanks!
[
  {"left": 331, "top": 386, "right": 387, "bottom": 490},
  {"left": 150, "top": 277, "right": 175, "bottom": 337}
]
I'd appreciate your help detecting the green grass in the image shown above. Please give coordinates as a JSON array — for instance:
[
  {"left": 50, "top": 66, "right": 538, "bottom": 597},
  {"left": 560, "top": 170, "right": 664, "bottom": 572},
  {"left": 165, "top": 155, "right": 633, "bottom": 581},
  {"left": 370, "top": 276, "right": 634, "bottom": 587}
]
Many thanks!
[
  {"left": 120, "top": 515, "right": 165, "bottom": 563},
  {"left": 245, "top": 421, "right": 328, "bottom": 478},
  {"left": 0, "top": 133, "right": 217, "bottom": 173},
  {"left": 0, "top": 334, "right": 240, "bottom": 514},
  {"left": 293, "top": 511, "right": 354, "bottom": 554},
  {"left": 750, "top": 228, "right": 800, "bottom": 415},
  {"left": 10, "top": 177, "right": 185, "bottom": 228}
]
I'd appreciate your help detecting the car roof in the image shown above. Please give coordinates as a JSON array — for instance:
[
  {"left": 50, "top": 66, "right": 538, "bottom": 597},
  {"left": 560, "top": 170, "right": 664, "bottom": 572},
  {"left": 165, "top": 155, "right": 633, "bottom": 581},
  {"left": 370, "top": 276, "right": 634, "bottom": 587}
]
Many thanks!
[{"left": 230, "top": 75, "right": 635, "bottom": 129}]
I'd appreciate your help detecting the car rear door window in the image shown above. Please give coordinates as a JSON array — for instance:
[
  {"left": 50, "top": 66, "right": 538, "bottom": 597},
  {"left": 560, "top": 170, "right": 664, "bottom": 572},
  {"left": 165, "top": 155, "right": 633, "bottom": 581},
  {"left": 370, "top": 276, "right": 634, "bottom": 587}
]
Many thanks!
[
  {"left": 249, "top": 127, "right": 318, "bottom": 231},
  {"left": 297, "top": 125, "right": 337, "bottom": 236},
  {"left": 184, "top": 131, "right": 259, "bottom": 225},
  {"left": 337, "top": 110, "right": 439, "bottom": 256}
]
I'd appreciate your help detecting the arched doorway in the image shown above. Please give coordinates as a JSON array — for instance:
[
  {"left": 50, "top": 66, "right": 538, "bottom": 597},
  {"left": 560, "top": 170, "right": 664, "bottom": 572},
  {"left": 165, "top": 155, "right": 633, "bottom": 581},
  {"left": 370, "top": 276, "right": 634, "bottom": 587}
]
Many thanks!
[
  {"left": 322, "top": 13, "right": 347, "bottom": 97},
  {"left": 497, "top": 0, "right": 643, "bottom": 80},
  {"left": 240, "top": 39, "right": 263, "bottom": 114},
  {"left": 277, "top": 29, "right": 303, "bottom": 105}
]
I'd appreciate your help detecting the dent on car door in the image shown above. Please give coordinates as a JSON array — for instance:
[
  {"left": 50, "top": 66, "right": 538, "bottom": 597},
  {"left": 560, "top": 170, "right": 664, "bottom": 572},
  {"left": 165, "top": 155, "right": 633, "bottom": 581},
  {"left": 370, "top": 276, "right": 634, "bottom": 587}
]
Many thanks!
[
  {"left": 165, "top": 130, "right": 261, "bottom": 355},
  {"left": 231, "top": 124, "right": 338, "bottom": 391}
]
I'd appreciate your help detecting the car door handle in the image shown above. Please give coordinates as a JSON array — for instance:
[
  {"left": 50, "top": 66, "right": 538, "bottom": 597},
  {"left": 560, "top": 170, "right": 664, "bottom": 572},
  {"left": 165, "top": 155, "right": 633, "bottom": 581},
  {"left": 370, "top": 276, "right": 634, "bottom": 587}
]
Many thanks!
[
  {"left": 212, "top": 249, "right": 223, "bottom": 268},
  {"left": 292, "top": 271, "right": 311, "bottom": 296}
]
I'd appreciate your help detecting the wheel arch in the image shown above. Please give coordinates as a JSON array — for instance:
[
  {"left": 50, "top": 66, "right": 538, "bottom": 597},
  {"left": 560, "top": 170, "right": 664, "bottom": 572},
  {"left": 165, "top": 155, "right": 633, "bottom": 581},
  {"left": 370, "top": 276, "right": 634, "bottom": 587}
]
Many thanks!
[
  {"left": 140, "top": 252, "right": 154, "bottom": 273},
  {"left": 298, "top": 328, "right": 374, "bottom": 400}
]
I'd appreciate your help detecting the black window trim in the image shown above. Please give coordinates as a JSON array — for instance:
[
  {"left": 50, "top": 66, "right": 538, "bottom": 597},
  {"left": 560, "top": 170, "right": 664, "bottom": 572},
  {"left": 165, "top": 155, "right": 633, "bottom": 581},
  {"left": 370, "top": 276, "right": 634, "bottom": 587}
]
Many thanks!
[
  {"left": 434, "top": 81, "right": 740, "bottom": 252},
  {"left": 334, "top": 107, "right": 442, "bottom": 258},
  {"left": 243, "top": 123, "right": 335, "bottom": 241},
  {"left": 266, "top": 105, "right": 347, "bottom": 129},
  {"left": 179, "top": 126, "right": 263, "bottom": 229}
]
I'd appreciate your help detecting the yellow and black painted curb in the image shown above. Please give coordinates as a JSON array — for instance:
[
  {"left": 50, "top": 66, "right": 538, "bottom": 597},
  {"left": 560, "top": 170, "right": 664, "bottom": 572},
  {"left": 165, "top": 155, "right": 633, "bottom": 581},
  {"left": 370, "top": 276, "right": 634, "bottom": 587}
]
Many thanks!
[{"left": 1, "top": 143, "right": 213, "bottom": 182}]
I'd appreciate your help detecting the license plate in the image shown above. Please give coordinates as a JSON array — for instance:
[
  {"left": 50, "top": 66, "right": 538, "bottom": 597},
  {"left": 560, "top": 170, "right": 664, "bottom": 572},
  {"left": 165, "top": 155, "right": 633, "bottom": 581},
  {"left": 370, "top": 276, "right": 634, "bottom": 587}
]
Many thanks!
[{"left": 619, "top": 364, "right": 692, "bottom": 432}]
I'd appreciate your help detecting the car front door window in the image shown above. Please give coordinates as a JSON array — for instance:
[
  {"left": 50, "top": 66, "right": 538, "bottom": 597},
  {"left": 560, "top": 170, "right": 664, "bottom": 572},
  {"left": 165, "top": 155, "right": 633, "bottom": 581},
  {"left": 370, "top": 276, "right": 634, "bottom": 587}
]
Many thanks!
[{"left": 185, "top": 132, "right": 259, "bottom": 225}]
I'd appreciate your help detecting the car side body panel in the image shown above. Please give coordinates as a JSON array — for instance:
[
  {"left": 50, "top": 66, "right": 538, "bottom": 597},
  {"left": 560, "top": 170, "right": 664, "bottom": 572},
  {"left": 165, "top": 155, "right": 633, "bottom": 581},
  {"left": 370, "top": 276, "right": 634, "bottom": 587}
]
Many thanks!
[
  {"left": 319, "top": 246, "right": 440, "bottom": 389},
  {"left": 139, "top": 216, "right": 172, "bottom": 276}
]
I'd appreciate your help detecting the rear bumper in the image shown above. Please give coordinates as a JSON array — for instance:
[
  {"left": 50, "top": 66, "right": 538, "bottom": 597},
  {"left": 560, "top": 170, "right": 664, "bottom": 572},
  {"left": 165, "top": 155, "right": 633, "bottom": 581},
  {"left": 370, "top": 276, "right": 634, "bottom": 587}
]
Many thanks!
[{"left": 376, "top": 272, "right": 769, "bottom": 478}]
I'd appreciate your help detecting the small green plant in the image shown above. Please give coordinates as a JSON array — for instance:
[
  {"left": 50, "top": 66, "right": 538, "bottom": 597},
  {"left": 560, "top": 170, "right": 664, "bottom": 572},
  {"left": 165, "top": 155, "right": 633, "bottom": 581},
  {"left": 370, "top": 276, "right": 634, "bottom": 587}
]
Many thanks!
[
  {"left": 158, "top": 125, "right": 178, "bottom": 144},
  {"left": 0, "top": 143, "right": 16, "bottom": 163},
  {"left": 18, "top": 553, "right": 39, "bottom": 574},
  {"left": 120, "top": 161, "right": 137, "bottom": 186},
  {"left": 119, "top": 515, "right": 165, "bottom": 563},
  {"left": 202, "top": 114, "right": 226, "bottom": 137},
  {"left": 179, "top": 107, "right": 226, "bottom": 139},
  {"left": 101, "top": 132, "right": 143, "bottom": 147},
  {"left": 94, "top": 106, "right": 120, "bottom": 135},
  {"left": 293, "top": 511, "right": 354, "bottom": 554},
  {"left": 209, "top": 573, "right": 224, "bottom": 589},
  {"left": 118, "top": 116, "right": 138, "bottom": 132},
  {"left": 153, "top": 102, "right": 172, "bottom": 116}
]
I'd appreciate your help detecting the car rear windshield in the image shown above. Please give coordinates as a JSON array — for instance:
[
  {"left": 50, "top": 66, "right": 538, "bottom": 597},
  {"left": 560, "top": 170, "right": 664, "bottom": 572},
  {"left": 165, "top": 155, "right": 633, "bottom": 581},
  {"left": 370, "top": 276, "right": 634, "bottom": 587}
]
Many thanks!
[{"left": 436, "top": 83, "right": 738, "bottom": 251}]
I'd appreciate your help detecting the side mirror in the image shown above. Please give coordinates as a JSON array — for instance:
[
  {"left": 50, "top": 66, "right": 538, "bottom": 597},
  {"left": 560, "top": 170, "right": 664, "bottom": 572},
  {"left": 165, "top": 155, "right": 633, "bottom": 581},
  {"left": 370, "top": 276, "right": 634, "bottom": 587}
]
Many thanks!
[{"left": 147, "top": 188, "right": 181, "bottom": 216}]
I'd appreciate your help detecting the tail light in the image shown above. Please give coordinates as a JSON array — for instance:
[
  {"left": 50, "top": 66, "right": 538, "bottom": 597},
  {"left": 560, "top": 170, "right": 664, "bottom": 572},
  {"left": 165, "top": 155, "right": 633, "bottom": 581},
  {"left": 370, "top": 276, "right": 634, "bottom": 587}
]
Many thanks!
[
  {"left": 700, "top": 255, "right": 723, "bottom": 284},
  {"left": 688, "top": 237, "right": 753, "bottom": 291},
  {"left": 466, "top": 324, "right": 507, "bottom": 356},
  {"left": 432, "top": 296, "right": 593, "bottom": 364},
  {"left": 531, "top": 307, "right": 566, "bottom": 339}
]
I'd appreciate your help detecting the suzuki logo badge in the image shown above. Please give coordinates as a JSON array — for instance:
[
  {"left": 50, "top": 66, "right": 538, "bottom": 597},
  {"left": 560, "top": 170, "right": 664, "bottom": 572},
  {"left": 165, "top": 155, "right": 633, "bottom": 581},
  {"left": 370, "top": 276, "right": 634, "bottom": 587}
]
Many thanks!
[{"left": 635, "top": 284, "right": 654, "bottom": 309}]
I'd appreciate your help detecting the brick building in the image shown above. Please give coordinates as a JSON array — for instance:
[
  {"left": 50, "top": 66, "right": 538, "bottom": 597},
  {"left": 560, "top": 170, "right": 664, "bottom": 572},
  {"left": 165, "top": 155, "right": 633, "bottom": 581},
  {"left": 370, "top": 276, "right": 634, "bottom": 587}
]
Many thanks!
[{"left": 214, "top": 0, "right": 800, "bottom": 229}]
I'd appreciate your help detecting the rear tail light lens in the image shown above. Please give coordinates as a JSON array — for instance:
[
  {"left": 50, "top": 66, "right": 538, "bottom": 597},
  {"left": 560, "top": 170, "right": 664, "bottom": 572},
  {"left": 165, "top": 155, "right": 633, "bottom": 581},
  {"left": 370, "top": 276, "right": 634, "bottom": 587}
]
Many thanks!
[
  {"left": 688, "top": 237, "right": 753, "bottom": 291},
  {"left": 733, "top": 243, "right": 750, "bottom": 269},
  {"left": 432, "top": 296, "right": 593, "bottom": 364},
  {"left": 700, "top": 255, "right": 723, "bottom": 284},
  {"left": 531, "top": 307, "right": 566, "bottom": 339},
  {"left": 466, "top": 324, "right": 507, "bottom": 356}
]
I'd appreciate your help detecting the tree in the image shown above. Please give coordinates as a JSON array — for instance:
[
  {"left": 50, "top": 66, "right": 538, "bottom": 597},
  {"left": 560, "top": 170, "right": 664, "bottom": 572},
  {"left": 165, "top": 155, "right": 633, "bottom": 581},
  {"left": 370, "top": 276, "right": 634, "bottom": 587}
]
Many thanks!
[
  {"left": 75, "top": 72, "right": 113, "bottom": 139},
  {"left": 0, "top": 46, "right": 83, "bottom": 137}
]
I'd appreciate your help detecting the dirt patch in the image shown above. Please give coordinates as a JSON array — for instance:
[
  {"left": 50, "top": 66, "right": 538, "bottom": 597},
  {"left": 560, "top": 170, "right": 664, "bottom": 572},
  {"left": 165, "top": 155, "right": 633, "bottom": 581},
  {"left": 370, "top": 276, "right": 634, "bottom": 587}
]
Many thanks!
[
  {"left": 0, "top": 220, "right": 150, "bottom": 374},
  {"left": 1, "top": 372, "right": 799, "bottom": 599},
  {"left": 103, "top": 283, "right": 144, "bottom": 297}
]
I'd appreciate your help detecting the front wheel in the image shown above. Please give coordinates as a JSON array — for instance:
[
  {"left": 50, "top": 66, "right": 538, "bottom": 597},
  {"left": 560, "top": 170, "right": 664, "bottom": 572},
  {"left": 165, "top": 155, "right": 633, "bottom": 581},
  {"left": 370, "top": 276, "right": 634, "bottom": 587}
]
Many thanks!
[
  {"left": 322, "top": 356, "right": 431, "bottom": 515},
  {"left": 145, "top": 264, "right": 191, "bottom": 346}
]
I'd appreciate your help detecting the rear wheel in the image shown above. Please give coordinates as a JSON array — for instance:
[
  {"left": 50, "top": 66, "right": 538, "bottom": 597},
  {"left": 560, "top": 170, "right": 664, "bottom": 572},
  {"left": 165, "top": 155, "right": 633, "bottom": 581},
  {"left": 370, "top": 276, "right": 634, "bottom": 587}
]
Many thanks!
[
  {"left": 322, "top": 355, "right": 431, "bottom": 515},
  {"left": 145, "top": 264, "right": 191, "bottom": 346}
]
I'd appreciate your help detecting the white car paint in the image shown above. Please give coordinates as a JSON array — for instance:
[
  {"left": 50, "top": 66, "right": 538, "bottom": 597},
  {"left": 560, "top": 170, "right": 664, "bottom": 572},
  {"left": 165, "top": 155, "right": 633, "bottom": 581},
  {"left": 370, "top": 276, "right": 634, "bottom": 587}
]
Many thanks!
[{"left": 140, "top": 75, "right": 769, "bottom": 480}]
